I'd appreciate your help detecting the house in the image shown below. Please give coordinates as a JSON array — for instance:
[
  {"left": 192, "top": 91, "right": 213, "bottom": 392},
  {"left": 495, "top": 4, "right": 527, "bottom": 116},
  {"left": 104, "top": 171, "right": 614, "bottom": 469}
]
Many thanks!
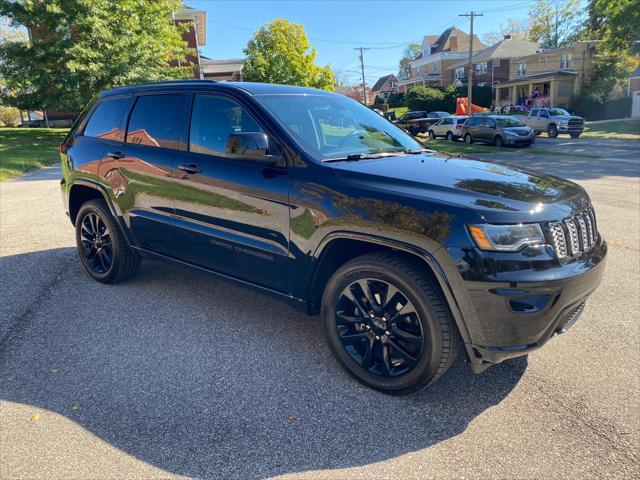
[
  {"left": 200, "top": 57, "right": 244, "bottom": 81},
  {"left": 494, "top": 41, "right": 601, "bottom": 108},
  {"left": 169, "top": 7, "right": 206, "bottom": 76},
  {"left": 370, "top": 74, "right": 399, "bottom": 103},
  {"left": 335, "top": 85, "right": 372, "bottom": 104},
  {"left": 398, "top": 27, "right": 486, "bottom": 91},
  {"left": 446, "top": 36, "right": 541, "bottom": 102},
  {"left": 629, "top": 65, "right": 640, "bottom": 94}
]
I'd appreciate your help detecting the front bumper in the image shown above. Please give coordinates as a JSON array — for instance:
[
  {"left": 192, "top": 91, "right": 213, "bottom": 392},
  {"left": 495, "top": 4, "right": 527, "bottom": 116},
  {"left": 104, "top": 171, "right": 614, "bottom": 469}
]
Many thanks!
[
  {"left": 558, "top": 124, "right": 584, "bottom": 133},
  {"left": 505, "top": 134, "right": 535, "bottom": 145},
  {"left": 449, "top": 239, "right": 607, "bottom": 372}
]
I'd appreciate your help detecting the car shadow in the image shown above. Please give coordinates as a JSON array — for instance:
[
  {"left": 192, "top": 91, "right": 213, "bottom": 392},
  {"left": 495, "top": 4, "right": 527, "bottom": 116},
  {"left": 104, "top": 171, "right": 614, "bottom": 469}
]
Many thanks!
[{"left": 0, "top": 250, "right": 527, "bottom": 479}]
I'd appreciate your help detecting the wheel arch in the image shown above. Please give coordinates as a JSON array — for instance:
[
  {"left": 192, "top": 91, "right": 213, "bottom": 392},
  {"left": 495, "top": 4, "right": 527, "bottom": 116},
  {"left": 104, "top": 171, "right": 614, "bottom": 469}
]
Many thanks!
[
  {"left": 68, "top": 179, "right": 133, "bottom": 247},
  {"left": 306, "top": 232, "right": 472, "bottom": 345}
]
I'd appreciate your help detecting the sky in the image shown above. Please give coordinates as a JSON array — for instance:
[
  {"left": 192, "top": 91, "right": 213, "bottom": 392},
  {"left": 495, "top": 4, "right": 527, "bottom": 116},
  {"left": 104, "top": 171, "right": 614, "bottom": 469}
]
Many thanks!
[{"left": 188, "top": 0, "right": 536, "bottom": 85}]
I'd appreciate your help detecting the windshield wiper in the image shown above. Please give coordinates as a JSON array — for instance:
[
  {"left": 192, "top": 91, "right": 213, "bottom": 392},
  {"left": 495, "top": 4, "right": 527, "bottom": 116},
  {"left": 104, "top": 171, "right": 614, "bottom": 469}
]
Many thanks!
[
  {"left": 322, "top": 151, "right": 404, "bottom": 162},
  {"left": 404, "top": 148, "right": 428, "bottom": 154}
]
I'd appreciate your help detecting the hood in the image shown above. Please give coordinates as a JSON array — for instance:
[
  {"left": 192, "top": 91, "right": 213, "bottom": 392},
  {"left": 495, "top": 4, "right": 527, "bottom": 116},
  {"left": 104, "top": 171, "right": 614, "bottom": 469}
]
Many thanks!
[
  {"left": 553, "top": 115, "right": 582, "bottom": 121},
  {"left": 332, "top": 153, "right": 590, "bottom": 223}
]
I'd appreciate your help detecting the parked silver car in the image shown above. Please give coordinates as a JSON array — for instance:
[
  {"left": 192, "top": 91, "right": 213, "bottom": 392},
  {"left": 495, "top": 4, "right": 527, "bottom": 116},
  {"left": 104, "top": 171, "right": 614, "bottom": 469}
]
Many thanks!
[{"left": 428, "top": 116, "right": 469, "bottom": 141}]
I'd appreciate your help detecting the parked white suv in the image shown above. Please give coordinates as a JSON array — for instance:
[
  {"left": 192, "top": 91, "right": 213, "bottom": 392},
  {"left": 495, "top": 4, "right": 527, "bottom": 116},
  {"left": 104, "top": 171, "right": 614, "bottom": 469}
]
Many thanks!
[{"left": 524, "top": 108, "right": 585, "bottom": 138}]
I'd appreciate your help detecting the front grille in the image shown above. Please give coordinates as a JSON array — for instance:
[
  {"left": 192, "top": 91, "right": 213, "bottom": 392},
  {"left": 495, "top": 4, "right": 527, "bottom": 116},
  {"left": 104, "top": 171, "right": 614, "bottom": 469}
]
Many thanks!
[
  {"left": 568, "top": 118, "right": 584, "bottom": 126},
  {"left": 547, "top": 207, "right": 598, "bottom": 259}
]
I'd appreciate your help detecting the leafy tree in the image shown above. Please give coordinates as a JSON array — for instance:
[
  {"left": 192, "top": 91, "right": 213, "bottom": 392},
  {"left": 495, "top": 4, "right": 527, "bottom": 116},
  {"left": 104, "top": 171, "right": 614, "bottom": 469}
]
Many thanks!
[
  {"left": 242, "top": 19, "right": 335, "bottom": 90},
  {"left": 528, "top": 0, "right": 583, "bottom": 47},
  {"left": 0, "top": 0, "right": 192, "bottom": 113},
  {"left": 579, "top": 0, "right": 639, "bottom": 102},
  {"left": 398, "top": 42, "right": 422, "bottom": 81},
  {"left": 405, "top": 86, "right": 446, "bottom": 111},
  {"left": 482, "top": 18, "right": 532, "bottom": 45}
]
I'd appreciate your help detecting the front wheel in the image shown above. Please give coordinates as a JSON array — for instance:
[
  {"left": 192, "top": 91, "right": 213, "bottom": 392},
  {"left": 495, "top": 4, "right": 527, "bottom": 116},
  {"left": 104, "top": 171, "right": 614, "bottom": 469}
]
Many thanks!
[
  {"left": 548, "top": 124, "right": 558, "bottom": 138},
  {"left": 570, "top": 132, "right": 581, "bottom": 138},
  {"left": 322, "top": 253, "right": 459, "bottom": 394},
  {"left": 464, "top": 133, "right": 473, "bottom": 144},
  {"left": 494, "top": 136, "right": 504, "bottom": 147},
  {"left": 428, "top": 130, "right": 436, "bottom": 140},
  {"left": 76, "top": 199, "right": 140, "bottom": 284},
  {"left": 446, "top": 131, "right": 454, "bottom": 141}
]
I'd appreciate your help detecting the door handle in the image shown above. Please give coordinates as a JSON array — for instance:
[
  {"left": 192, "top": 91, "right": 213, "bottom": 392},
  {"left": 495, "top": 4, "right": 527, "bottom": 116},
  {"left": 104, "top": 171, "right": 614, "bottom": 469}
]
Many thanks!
[
  {"left": 106, "top": 151, "right": 124, "bottom": 159},
  {"left": 177, "top": 163, "right": 200, "bottom": 174}
]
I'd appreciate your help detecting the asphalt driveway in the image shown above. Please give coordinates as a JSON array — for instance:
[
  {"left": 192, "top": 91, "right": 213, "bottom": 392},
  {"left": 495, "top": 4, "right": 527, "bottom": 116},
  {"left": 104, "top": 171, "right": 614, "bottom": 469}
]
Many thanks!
[{"left": 1, "top": 152, "right": 639, "bottom": 479}]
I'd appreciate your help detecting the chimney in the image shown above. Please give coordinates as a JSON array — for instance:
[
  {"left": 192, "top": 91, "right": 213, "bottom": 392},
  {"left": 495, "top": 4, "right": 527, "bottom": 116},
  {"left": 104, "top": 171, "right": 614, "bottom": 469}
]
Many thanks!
[{"left": 504, "top": 34, "right": 512, "bottom": 40}]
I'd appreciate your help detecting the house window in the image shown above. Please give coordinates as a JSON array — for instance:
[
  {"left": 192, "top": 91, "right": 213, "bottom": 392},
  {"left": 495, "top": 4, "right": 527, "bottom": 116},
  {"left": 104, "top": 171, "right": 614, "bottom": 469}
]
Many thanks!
[
  {"left": 492, "top": 59, "right": 500, "bottom": 67},
  {"left": 432, "top": 64, "right": 437, "bottom": 73},
  {"left": 557, "top": 79, "right": 574, "bottom": 97},
  {"left": 476, "top": 62, "right": 487, "bottom": 74},
  {"left": 455, "top": 67, "right": 465, "bottom": 79},
  {"left": 560, "top": 54, "right": 572, "bottom": 69},
  {"left": 518, "top": 63, "right": 526, "bottom": 77},
  {"left": 389, "top": 80, "right": 397, "bottom": 88}
]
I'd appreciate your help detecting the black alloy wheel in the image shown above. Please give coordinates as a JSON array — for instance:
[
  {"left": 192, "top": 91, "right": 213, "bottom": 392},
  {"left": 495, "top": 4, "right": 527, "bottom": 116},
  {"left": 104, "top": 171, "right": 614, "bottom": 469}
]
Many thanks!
[
  {"left": 446, "top": 131, "right": 454, "bottom": 141},
  {"left": 494, "top": 136, "right": 504, "bottom": 147},
  {"left": 429, "top": 130, "right": 436, "bottom": 139},
  {"left": 79, "top": 212, "right": 113, "bottom": 275},
  {"left": 465, "top": 133, "right": 473, "bottom": 144},
  {"left": 335, "top": 278, "right": 424, "bottom": 378},
  {"left": 75, "top": 199, "right": 140, "bottom": 283},
  {"left": 548, "top": 124, "right": 558, "bottom": 138},
  {"left": 322, "top": 252, "right": 459, "bottom": 394}
]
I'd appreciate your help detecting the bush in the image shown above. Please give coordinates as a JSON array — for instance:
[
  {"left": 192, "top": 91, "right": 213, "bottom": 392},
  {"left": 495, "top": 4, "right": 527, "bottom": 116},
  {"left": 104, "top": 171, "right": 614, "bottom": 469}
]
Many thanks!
[
  {"left": 568, "top": 95, "right": 632, "bottom": 120},
  {"left": 387, "top": 92, "right": 405, "bottom": 108},
  {"left": 0, "top": 106, "right": 21, "bottom": 127},
  {"left": 405, "top": 86, "right": 447, "bottom": 111}
]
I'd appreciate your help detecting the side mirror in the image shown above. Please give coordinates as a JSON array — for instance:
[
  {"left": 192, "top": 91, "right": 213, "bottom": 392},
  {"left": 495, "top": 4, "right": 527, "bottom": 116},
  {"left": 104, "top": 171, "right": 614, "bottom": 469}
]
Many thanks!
[{"left": 225, "top": 132, "right": 282, "bottom": 166}]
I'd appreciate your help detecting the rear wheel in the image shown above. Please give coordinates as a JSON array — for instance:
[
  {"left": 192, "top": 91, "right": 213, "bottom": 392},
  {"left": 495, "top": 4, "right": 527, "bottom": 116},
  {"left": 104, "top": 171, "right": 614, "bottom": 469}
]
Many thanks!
[
  {"left": 428, "top": 130, "right": 436, "bottom": 139},
  {"left": 494, "top": 136, "right": 504, "bottom": 147},
  {"left": 75, "top": 199, "right": 140, "bottom": 284},
  {"left": 548, "top": 124, "right": 558, "bottom": 138},
  {"left": 446, "top": 131, "right": 454, "bottom": 141},
  {"left": 322, "top": 253, "right": 459, "bottom": 394},
  {"left": 464, "top": 133, "right": 473, "bottom": 144}
]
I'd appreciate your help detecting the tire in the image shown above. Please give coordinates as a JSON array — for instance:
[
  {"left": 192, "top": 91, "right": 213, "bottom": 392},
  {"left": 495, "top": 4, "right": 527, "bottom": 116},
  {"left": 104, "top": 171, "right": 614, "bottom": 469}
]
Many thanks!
[
  {"left": 464, "top": 133, "right": 473, "bottom": 144},
  {"left": 409, "top": 127, "right": 416, "bottom": 136},
  {"left": 75, "top": 199, "right": 140, "bottom": 284},
  {"left": 321, "top": 252, "right": 459, "bottom": 395},
  {"left": 428, "top": 130, "right": 436, "bottom": 140},
  {"left": 494, "top": 136, "right": 504, "bottom": 147},
  {"left": 548, "top": 124, "right": 558, "bottom": 138},
  {"left": 570, "top": 132, "right": 581, "bottom": 138},
  {"left": 534, "top": 131, "right": 541, "bottom": 136},
  {"left": 446, "top": 131, "right": 454, "bottom": 141}
]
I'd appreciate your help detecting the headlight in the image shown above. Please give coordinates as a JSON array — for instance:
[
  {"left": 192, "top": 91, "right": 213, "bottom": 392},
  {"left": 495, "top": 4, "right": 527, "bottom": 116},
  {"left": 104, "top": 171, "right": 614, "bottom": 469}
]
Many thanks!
[
  {"left": 468, "top": 223, "right": 545, "bottom": 251},
  {"left": 558, "top": 120, "right": 568, "bottom": 125},
  {"left": 505, "top": 130, "right": 518, "bottom": 137}
]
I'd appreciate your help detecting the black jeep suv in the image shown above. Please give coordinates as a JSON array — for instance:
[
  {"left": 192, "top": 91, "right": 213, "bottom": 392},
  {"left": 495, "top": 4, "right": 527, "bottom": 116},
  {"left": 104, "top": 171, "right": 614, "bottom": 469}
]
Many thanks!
[{"left": 60, "top": 81, "right": 606, "bottom": 394}]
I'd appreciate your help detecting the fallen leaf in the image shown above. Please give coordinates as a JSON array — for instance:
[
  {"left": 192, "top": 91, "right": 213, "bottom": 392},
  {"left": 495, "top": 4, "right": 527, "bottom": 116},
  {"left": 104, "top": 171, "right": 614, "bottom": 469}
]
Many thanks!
[
  {"left": 287, "top": 415, "right": 297, "bottom": 422},
  {"left": 31, "top": 414, "right": 41, "bottom": 422},
  {"left": 71, "top": 403, "right": 80, "bottom": 412},
  {"left": 50, "top": 368, "right": 59, "bottom": 374}
]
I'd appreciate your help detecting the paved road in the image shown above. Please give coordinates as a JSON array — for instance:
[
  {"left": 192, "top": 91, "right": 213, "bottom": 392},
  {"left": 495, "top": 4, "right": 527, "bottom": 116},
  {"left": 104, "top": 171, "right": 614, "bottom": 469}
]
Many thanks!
[{"left": 1, "top": 155, "right": 639, "bottom": 479}]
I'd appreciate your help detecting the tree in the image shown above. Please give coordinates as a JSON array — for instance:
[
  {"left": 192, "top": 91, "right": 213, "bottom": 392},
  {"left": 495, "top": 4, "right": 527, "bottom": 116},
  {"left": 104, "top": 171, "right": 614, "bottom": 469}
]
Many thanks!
[
  {"left": 242, "top": 19, "right": 335, "bottom": 90},
  {"left": 527, "top": 0, "right": 583, "bottom": 47},
  {"left": 405, "top": 86, "right": 446, "bottom": 111},
  {"left": 398, "top": 42, "right": 422, "bottom": 81},
  {"left": 482, "top": 18, "right": 532, "bottom": 45},
  {"left": 0, "top": 0, "right": 192, "bottom": 113},
  {"left": 578, "top": 0, "right": 640, "bottom": 102}
]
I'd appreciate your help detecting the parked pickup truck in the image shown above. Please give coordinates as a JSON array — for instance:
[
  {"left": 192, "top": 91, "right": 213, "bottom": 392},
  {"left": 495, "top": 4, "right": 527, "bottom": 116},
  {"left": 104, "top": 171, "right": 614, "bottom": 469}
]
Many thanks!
[
  {"left": 396, "top": 111, "right": 450, "bottom": 136},
  {"left": 524, "top": 107, "right": 585, "bottom": 138}
]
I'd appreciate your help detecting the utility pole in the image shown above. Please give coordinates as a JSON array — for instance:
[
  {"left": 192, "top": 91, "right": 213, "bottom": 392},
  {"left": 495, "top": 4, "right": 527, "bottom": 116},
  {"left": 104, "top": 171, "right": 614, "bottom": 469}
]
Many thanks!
[
  {"left": 354, "top": 47, "right": 370, "bottom": 105},
  {"left": 459, "top": 11, "right": 483, "bottom": 110}
]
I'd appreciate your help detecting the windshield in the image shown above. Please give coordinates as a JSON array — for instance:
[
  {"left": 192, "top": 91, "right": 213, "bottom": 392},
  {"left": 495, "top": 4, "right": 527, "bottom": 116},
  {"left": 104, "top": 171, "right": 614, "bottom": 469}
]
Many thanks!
[
  {"left": 548, "top": 108, "right": 571, "bottom": 116},
  {"left": 255, "top": 94, "right": 424, "bottom": 161},
  {"left": 496, "top": 116, "right": 525, "bottom": 127},
  {"left": 430, "top": 111, "right": 450, "bottom": 118}
]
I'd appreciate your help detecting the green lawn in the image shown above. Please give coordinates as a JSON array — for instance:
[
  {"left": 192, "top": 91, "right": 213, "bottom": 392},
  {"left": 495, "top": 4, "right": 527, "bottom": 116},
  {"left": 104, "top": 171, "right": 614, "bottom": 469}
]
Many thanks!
[
  {"left": 387, "top": 106, "right": 408, "bottom": 117},
  {"left": 0, "top": 128, "right": 68, "bottom": 181},
  {"left": 420, "top": 137, "right": 601, "bottom": 158},
  {"left": 582, "top": 119, "right": 640, "bottom": 140}
]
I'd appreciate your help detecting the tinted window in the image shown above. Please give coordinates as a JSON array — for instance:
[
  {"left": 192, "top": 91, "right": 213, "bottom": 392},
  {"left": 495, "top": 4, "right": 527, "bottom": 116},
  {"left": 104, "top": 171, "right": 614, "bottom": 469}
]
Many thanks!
[
  {"left": 486, "top": 118, "right": 496, "bottom": 127},
  {"left": 530, "top": 108, "right": 539, "bottom": 117},
  {"left": 126, "top": 95, "right": 186, "bottom": 149},
  {"left": 496, "top": 116, "right": 525, "bottom": 127},
  {"left": 442, "top": 118, "right": 452, "bottom": 125},
  {"left": 456, "top": 118, "right": 467, "bottom": 124},
  {"left": 465, "top": 117, "right": 477, "bottom": 126},
  {"left": 190, "top": 95, "right": 263, "bottom": 156},
  {"left": 83, "top": 97, "right": 131, "bottom": 141}
]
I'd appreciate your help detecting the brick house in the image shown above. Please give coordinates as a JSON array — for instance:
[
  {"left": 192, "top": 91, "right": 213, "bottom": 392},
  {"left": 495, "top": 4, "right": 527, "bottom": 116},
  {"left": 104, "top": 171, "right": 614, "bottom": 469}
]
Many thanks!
[
  {"left": 398, "top": 27, "right": 486, "bottom": 91},
  {"left": 494, "top": 41, "right": 601, "bottom": 108},
  {"left": 370, "top": 74, "right": 399, "bottom": 103},
  {"left": 446, "top": 37, "right": 541, "bottom": 104}
]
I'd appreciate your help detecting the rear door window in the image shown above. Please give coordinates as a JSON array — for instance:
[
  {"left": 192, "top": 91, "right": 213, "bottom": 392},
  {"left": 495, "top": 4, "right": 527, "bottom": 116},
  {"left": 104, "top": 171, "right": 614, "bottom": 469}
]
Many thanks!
[
  {"left": 83, "top": 97, "right": 131, "bottom": 142},
  {"left": 126, "top": 94, "right": 187, "bottom": 150},
  {"left": 530, "top": 108, "right": 539, "bottom": 117}
]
